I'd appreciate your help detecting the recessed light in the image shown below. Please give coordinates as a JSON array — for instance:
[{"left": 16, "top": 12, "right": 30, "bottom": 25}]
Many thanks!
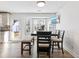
[{"left": 37, "top": 1, "right": 46, "bottom": 7}]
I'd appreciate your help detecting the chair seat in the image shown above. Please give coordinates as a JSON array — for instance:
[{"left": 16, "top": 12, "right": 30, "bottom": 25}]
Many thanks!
[
  {"left": 22, "top": 37, "right": 33, "bottom": 42},
  {"left": 52, "top": 38, "right": 62, "bottom": 42},
  {"left": 22, "top": 39, "right": 32, "bottom": 43},
  {"left": 39, "top": 44, "right": 49, "bottom": 47},
  {"left": 51, "top": 36, "right": 57, "bottom": 40},
  {"left": 22, "top": 36, "right": 33, "bottom": 42}
]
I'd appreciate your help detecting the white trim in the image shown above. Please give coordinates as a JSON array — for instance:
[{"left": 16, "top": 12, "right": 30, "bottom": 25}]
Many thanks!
[
  {"left": 64, "top": 46, "right": 79, "bottom": 58},
  {"left": 64, "top": 47, "right": 74, "bottom": 57}
]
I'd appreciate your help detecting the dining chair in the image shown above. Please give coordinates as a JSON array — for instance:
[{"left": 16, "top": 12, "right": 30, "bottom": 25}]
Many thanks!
[
  {"left": 37, "top": 31, "right": 51, "bottom": 58},
  {"left": 21, "top": 36, "right": 34, "bottom": 55},
  {"left": 52, "top": 30, "right": 65, "bottom": 54}
]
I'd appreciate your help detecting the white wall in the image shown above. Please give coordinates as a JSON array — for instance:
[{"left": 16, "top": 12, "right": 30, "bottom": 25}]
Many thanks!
[{"left": 58, "top": 2, "right": 79, "bottom": 57}]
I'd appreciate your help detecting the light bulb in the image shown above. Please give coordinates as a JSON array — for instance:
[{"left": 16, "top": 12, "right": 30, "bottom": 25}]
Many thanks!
[{"left": 37, "top": 1, "right": 45, "bottom": 7}]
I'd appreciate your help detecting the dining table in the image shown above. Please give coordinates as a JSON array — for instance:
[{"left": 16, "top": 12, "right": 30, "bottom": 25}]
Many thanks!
[{"left": 31, "top": 31, "right": 58, "bottom": 36}]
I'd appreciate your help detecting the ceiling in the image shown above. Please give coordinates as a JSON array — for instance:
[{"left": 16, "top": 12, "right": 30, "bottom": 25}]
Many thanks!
[{"left": 0, "top": 1, "right": 66, "bottom": 13}]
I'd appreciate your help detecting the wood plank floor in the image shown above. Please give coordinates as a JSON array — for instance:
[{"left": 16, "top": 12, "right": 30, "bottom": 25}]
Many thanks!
[{"left": 0, "top": 40, "right": 74, "bottom": 58}]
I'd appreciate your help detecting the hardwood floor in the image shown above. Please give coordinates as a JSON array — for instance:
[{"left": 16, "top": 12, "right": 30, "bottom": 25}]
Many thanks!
[{"left": 0, "top": 40, "right": 74, "bottom": 58}]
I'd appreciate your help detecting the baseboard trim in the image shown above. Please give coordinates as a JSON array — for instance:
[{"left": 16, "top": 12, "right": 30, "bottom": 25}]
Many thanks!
[
  {"left": 64, "top": 47, "right": 74, "bottom": 57},
  {"left": 64, "top": 47, "right": 79, "bottom": 58}
]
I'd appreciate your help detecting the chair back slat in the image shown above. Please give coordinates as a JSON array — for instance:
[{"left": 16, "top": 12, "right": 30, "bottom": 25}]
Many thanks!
[{"left": 37, "top": 31, "right": 51, "bottom": 43}]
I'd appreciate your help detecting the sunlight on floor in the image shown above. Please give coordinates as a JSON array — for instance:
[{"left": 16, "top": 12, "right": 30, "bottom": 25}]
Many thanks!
[
  {"left": 1, "top": 43, "right": 9, "bottom": 57},
  {"left": 4, "top": 31, "right": 9, "bottom": 42}
]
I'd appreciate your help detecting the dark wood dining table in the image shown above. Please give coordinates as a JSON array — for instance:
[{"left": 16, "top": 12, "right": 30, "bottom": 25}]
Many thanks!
[{"left": 31, "top": 32, "right": 58, "bottom": 36}]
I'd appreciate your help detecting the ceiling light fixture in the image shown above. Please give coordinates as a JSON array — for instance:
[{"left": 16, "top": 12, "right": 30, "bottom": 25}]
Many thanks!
[{"left": 37, "top": 1, "right": 46, "bottom": 7}]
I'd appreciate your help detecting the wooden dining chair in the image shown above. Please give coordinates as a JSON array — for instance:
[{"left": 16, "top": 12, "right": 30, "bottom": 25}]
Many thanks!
[
  {"left": 21, "top": 36, "right": 34, "bottom": 55},
  {"left": 52, "top": 30, "right": 65, "bottom": 54},
  {"left": 37, "top": 31, "right": 51, "bottom": 58},
  {"left": 37, "top": 32, "right": 51, "bottom": 57}
]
